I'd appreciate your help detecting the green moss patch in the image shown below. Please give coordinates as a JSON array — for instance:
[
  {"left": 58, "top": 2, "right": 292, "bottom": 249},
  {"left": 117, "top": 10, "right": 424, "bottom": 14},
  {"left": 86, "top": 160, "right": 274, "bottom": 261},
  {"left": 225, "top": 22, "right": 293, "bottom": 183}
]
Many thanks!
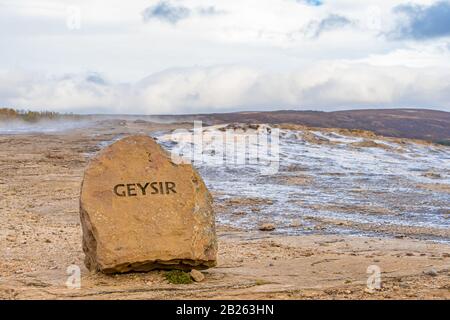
[{"left": 164, "top": 270, "right": 193, "bottom": 284}]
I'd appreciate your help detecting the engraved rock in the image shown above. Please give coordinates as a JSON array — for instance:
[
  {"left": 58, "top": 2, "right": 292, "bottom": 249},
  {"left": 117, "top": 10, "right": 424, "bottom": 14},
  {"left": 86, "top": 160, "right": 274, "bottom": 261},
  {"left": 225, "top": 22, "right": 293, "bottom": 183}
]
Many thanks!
[{"left": 80, "top": 135, "right": 217, "bottom": 273}]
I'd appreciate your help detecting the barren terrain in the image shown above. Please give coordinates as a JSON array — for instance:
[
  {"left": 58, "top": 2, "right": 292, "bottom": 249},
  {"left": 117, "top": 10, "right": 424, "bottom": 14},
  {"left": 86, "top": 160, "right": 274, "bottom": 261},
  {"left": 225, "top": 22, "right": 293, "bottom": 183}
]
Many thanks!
[{"left": 0, "top": 119, "right": 449, "bottom": 299}]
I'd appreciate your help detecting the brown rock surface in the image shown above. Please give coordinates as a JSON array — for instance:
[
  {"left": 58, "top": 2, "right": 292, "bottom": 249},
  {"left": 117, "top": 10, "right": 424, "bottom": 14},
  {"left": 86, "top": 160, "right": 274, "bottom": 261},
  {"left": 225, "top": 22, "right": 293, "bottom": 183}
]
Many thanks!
[
  {"left": 80, "top": 135, "right": 217, "bottom": 273},
  {"left": 259, "top": 223, "right": 276, "bottom": 231}
]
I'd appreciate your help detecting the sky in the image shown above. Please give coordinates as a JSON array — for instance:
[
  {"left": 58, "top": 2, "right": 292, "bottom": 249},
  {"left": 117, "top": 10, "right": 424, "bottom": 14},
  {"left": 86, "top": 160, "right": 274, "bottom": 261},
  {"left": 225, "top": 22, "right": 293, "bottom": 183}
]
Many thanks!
[{"left": 1, "top": 0, "right": 450, "bottom": 114}]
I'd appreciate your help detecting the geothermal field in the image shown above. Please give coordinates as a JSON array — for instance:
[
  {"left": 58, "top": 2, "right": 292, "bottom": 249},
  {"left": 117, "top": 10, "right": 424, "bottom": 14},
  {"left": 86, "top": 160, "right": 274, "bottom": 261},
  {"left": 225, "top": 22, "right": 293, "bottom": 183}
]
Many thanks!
[{"left": 0, "top": 118, "right": 449, "bottom": 299}]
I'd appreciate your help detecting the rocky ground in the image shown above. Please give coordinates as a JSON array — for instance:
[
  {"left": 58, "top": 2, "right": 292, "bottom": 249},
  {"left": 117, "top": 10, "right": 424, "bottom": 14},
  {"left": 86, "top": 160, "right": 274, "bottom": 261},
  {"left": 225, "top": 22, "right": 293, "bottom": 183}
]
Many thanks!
[{"left": 0, "top": 120, "right": 449, "bottom": 299}]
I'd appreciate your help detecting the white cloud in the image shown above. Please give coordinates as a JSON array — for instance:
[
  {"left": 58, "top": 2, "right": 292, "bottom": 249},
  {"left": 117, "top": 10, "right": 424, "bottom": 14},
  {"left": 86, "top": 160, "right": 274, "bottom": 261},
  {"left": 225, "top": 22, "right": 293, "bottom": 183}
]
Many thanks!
[
  {"left": 358, "top": 42, "right": 450, "bottom": 68},
  {"left": 2, "top": 63, "right": 450, "bottom": 114},
  {"left": 0, "top": 71, "right": 121, "bottom": 113},
  {"left": 1, "top": 0, "right": 450, "bottom": 113}
]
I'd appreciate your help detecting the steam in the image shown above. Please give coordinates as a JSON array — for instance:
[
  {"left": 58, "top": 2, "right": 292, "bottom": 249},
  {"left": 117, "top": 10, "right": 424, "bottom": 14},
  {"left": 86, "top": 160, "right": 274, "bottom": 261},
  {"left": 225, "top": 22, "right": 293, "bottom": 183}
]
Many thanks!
[
  {"left": 0, "top": 114, "right": 192, "bottom": 134},
  {"left": 0, "top": 119, "right": 94, "bottom": 134}
]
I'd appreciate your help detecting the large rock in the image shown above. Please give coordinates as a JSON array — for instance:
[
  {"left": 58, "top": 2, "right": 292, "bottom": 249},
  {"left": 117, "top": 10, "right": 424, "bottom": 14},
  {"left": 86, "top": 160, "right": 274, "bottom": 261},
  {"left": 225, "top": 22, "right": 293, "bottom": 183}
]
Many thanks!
[{"left": 80, "top": 135, "right": 217, "bottom": 273}]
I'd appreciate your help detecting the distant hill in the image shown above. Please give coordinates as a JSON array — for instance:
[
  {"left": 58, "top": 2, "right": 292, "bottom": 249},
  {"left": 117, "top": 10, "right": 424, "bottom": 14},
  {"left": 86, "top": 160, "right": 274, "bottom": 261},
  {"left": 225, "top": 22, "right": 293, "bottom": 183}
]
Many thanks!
[
  {"left": 1, "top": 107, "right": 449, "bottom": 144},
  {"left": 0, "top": 108, "right": 81, "bottom": 122},
  {"left": 184, "top": 109, "right": 449, "bottom": 144}
]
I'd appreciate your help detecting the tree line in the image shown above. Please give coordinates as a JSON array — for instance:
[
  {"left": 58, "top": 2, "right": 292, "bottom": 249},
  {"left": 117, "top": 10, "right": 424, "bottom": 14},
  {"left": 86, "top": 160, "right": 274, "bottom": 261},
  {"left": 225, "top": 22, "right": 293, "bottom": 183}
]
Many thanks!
[{"left": 0, "top": 108, "right": 81, "bottom": 122}]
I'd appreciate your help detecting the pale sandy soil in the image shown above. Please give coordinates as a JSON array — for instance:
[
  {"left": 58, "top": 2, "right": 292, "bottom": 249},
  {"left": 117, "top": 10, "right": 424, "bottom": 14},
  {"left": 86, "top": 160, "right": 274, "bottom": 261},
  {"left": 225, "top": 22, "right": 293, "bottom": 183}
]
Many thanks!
[{"left": 0, "top": 120, "right": 449, "bottom": 300}]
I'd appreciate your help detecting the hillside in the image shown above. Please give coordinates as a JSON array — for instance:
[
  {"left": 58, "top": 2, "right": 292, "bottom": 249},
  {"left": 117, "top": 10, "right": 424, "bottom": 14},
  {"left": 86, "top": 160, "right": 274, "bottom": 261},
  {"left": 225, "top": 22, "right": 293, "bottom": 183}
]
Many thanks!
[
  {"left": 190, "top": 109, "right": 450, "bottom": 143},
  {"left": 1, "top": 108, "right": 449, "bottom": 143}
]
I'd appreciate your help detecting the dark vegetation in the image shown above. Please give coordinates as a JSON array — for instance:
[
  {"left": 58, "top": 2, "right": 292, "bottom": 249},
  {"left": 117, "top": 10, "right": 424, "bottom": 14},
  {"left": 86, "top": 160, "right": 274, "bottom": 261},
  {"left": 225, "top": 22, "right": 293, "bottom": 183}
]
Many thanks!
[
  {"left": 437, "top": 140, "right": 450, "bottom": 146},
  {"left": 0, "top": 108, "right": 81, "bottom": 122}
]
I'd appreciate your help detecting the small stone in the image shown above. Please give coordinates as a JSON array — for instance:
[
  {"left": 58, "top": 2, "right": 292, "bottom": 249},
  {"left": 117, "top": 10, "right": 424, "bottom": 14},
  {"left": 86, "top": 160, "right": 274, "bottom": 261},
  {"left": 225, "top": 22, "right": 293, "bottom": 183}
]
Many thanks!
[
  {"left": 190, "top": 269, "right": 205, "bottom": 282},
  {"left": 364, "top": 288, "right": 375, "bottom": 294},
  {"left": 423, "top": 268, "right": 438, "bottom": 277},
  {"left": 290, "top": 219, "right": 302, "bottom": 227},
  {"left": 259, "top": 223, "right": 276, "bottom": 231},
  {"left": 422, "top": 172, "right": 441, "bottom": 179}
]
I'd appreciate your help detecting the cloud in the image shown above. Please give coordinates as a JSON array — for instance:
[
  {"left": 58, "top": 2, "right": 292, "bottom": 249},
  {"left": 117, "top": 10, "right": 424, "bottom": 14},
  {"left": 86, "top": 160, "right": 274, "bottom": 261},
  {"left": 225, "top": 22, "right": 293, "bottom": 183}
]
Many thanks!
[
  {"left": 85, "top": 72, "right": 109, "bottom": 85},
  {"left": 304, "top": 14, "right": 352, "bottom": 38},
  {"left": 196, "top": 6, "right": 226, "bottom": 16},
  {"left": 296, "top": 0, "right": 324, "bottom": 6},
  {"left": 0, "top": 71, "right": 121, "bottom": 113},
  {"left": 391, "top": 0, "right": 450, "bottom": 40},
  {"left": 141, "top": 1, "right": 224, "bottom": 24},
  {"left": 2, "top": 64, "right": 450, "bottom": 114},
  {"left": 142, "top": 1, "right": 191, "bottom": 24}
]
